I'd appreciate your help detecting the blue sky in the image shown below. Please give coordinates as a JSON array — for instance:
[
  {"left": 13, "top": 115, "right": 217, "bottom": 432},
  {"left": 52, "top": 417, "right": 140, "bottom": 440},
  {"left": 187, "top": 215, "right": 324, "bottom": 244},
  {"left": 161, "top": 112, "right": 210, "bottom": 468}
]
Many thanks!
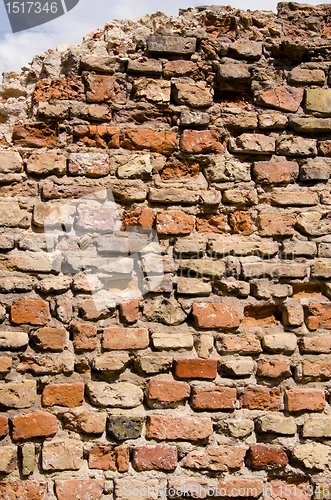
[{"left": 0, "top": 0, "right": 324, "bottom": 75}]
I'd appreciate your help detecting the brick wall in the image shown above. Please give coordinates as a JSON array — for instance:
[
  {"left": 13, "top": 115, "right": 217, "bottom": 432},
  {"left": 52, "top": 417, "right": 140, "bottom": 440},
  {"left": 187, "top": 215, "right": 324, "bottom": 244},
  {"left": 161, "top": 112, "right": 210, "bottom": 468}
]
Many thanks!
[{"left": 1, "top": 2, "right": 331, "bottom": 499}]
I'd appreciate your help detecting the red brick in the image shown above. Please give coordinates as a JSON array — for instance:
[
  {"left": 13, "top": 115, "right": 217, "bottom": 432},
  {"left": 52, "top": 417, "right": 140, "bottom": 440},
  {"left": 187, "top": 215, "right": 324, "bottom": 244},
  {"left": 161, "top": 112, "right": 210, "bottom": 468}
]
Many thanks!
[
  {"left": 30, "top": 327, "right": 66, "bottom": 351},
  {"left": 250, "top": 444, "right": 288, "bottom": 468},
  {"left": 258, "top": 86, "right": 303, "bottom": 112},
  {"left": 180, "top": 129, "right": 224, "bottom": 153},
  {"left": 241, "top": 387, "right": 281, "bottom": 410},
  {"left": 0, "top": 416, "right": 8, "bottom": 437},
  {"left": 121, "top": 129, "right": 176, "bottom": 155},
  {"left": 258, "top": 214, "right": 296, "bottom": 236},
  {"left": 102, "top": 327, "right": 149, "bottom": 349},
  {"left": 71, "top": 323, "right": 97, "bottom": 352},
  {"left": 257, "top": 359, "right": 291, "bottom": 378},
  {"left": 119, "top": 300, "right": 139, "bottom": 324},
  {"left": 156, "top": 210, "right": 194, "bottom": 235},
  {"left": 12, "top": 123, "right": 58, "bottom": 148},
  {"left": 77, "top": 205, "right": 117, "bottom": 231},
  {"left": 33, "top": 77, "right": 84, "bottom": 102},
  {"left": 11, "top": 299, "right": 50, "bottom": 326},
  {"left": 192, "top": 303, "right": 240, "bottom": 329},
  {"left": 302, "top": 360, "right": 331, "bottom": 380},
  {"left": 133, "top": 445, "right": 177, "bottom": 471},
  {"left": 191, "top": 386, "right": 236, "bottom": 410},
  {"left": 146, "top": 415, "right": 213, "bottom": 440},
  {"left": 73, "top": 125, "right": 120, "bottom": 148},
  {"left": 229, "top": 210, "right": 253, "bottom": 235},
  {"left": 55, "top": 479, "right": 104, "bottom": 500},
  {"left": 122, "top": 209, "right": 154, "bottom": 228},
  {"left": 175, "top": 359, "right": 218, "bottom": 379},
  {"left": 306, "top": 302, "right": 331, "bottom": 330},
  {"left": 89, "top": 445, "right": 129, "bottom": 471},
  {"left": 285, "top": 388, "right": 326, "bottom": 411},
  {"left": 42, "top": 383, "right": 84, "bottom": 407},
  {"left": 12, "top": 412, "right": 57, "bottom": 440},
  {"left": 146, "top": 379, "right": 190, "bottom": 407},
  {"left": 196, "top": 214, "right": 226, "bottom": 233},
  {"left": 217, "top": 478, "right": 263, "bottom": 498},
  {"left": 0, "top": 481, "right": 47, "bottom": 500},
  {"left": 243, "top": 305, "right": 278, "bottom": 327},
  {"left": 85, "top": 74, "right": 126, "bottom": 103},
  {"left": 253, "top": 160, "right": 299, "bottom": 184},
  {"left": 160, "top": 158, "right": 199, "bottom": 179}
]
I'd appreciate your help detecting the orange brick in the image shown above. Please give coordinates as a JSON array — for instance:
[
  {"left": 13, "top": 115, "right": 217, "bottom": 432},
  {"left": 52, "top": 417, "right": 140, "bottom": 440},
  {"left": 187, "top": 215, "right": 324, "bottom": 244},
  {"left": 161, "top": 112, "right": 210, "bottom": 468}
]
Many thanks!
[
  {"left": 89, "top": 445, "right": 129, "bottom": 472},
  {"left": 191, "top": 386, "right": 236, "bottom": 410},
  {"left": 156, "top": 210, "right": 194, "bottom": 235},
  {"left": 146, "top": 415, "right": 213, "bottom": 440},
  {"left": 119, "top": 300, "right": 139, "bottom": 324},
  {"left": 241, "top": 387, "right": 281, "bottom": 410},
  {"left": 257, "top": 359, "right": 291, "bottom": 378},
  {"left": 0, "top": 416, "right": 8, "bottom": 437},
  {"left": 193, "top": 303, "right": 240, "bottom": 329},
  {"left": 121, "top": 129, "right": 176, "bottom": 155},
  {"left": 42, "top": 383, "right": 84, "bottom": 407},
  {"left": 285, "top": 388, "right": 326, "bottom": 411},
  {"left": 146, "top": 379, "right": 190, "bottom": 408},
  {"left": 55, "top": 479, "right": 104, "bottom": 500},
  {"left": 71, "top": 322, "right": 97, "bottom": 352},
  {"left": 11, "top": 299, "right": 50, "bottom": 325},
  {"left": 133, "top": 445, "right": 177, "bottom": 471},
  {"left": 180, "top": 130, "right": 224, "bottom": 153},
  {"left": 12, "top": 411, "right": 57, "bottom": 440},
  {"left": 174, "top": 359, "right": 218, "bottom": 379},
  {"left": 102, "top": 327, "right": 149, "bottom": 349}
]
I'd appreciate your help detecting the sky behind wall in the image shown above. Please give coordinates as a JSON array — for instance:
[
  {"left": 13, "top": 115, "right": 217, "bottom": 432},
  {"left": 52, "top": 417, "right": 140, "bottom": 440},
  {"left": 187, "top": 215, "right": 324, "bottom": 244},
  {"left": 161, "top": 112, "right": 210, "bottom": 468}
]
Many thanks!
[{"left": 0, "top": 0, "right": 325, "bottom": 75}]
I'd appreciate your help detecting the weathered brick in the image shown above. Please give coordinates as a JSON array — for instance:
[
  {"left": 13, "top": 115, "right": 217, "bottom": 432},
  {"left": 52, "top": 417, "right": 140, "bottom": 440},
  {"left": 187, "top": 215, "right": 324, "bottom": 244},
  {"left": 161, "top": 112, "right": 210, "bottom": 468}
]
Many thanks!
[
  {"left": 277, "top": 136, "right": 317, "bottom": 156},
  {"left": 174, "top": 359, "right": 218, "bottom": 379},
  {"left": 0, "top": 481, "right": 47, "bottom": 500},
  {"left": 11, "top": 299, "right": 50, "bottom": 325},
  {"left": 179, "top": 259, "right": 225, "bottom": 278},
  {"left": 133, "top": 445, "right": 177, "bottom": 471},
  {"left": 13, "top": 123, "right": 58, "bottom": 148},
  {"left": 184, "top": 445, "right": 247, "bottom": 471},
  {"left": 289, "top": 68, "right": 325, "bottom": 85},
  {"left": 250, "top": 444, "right": 288, "bottom": 468},
  {"left": 243, "top": 304, "right": 278, "bottom": 326},
  {"left": 282, "top": 300, "right": 304, "bottom": 326},
  {"left": 63, "top": 411, "right": 106, "bottom": 434},
  {"left": 33, "top": 76, "right": 84, "bottom": 101},
  {"left": 152, "top": 333, "right": 193, "bottom": 350},
  {"left": 319, "top": 140, "right": 331, "bottom": 156},
  {"left": 262, "top": 333, "right": 297, "bottom": 353},
  {"left": 229, "top": 133, "right": 275, "bottom": 153},
  {"left": 0, "top": 446, "right": 17, "bottom": 472},
  {"left": 229, "top": 210, "right": 253, "bottom": 235},
  {"left": 164, "top": 60, "right": 198, "bottom": 77},
  {"left": 77, "top": 204, "right": 117, "bottom": 231},
  {"left": 156, "top": 210, "right": 194, "bottom": 235},
  {"left": 85, "top": 74, "right": 126, "bottom": 103},
  {"left": 27, "top": 151, "right": 66, "bottom": 176},
  {"left": 0, "top": 200, "right": 29, "bottom": 228},
  {"left": 216, "top": 333, "right": 262, "bottom": 354},
  {"left": 146, "top": 415, "right": 213, "bottom": 440},
  {"left": 257, "top": 359, "right": 291, "bottom": 378},
  {"left": 258, "top": 213, "right": 296, "bottom": 236},
  {"left": 257, "top": 414, "right": 296, "bottom": 435},
  {"left": 300, "top": 335, "right": 331, "bottom": 353},
  {"left": 42, "top": 439, "right": 83, "bottom": 471},
  {"left": 258, "top": 112, "right": 288, "bottom": 129},
  {"left": 306, "top": 302, "right": 331, "bottom": 330},
  {"left": 92, "top": 353, "right": 130, "bottom": 374},
  {"left": 55, "top": 479, "right": 104, "bottom": 500},
  {"left": 180, "top": 130, "right": 224, "bottom": 153},
  {"left": 172, "top": 81, "right": 213, "bottom": 107},
  {"left": 0, "top": 356, "right": 11, "bottom": 374},
  {"left": 209, "top": 238, "right": 278, "bottom": 257},
  {"left": 30, "top": 327, "right": 66, "bottom": 351},
  {"left": 270, "top": 191, "right": 318, "bottom": 206},
  {"left": 311, "top": 261, "right": 331, "bottom": 279},
  {"left": 167, "top": 478, "right": 210, "bottom": 499},
  {"left": 102, "top": 327, "right": 149, "bottom": 350},
  {"left": 42, "top": 383, "right": 84, "bottom": 407},
  {"left": 230, "top": 40, "right": 262, "bottom": 59},
  {"left": 134, "top": 355, "right": 172, "bottom": 374},
  {"left": 241, "top": 387, "right": 281, "bottom": 410},
  {"left": 107, "top": 416, "right": 144, "bottom": 440},
  {"left": 148, "top": 35, "right": 196, "bottom": 54},
  {"left": 121, "top": 129, "right": 176, "bottom": 155},
  {"left": 122, "top": 208, "right": 153, "bottom": 228},
  {"left": 73, "top": 125, "right": 119, "bottom": 148},
  {"left": 192, "top": 303, "right": 240, "bottom": 329},
  {"left": 0, "top": 331, "right": 28, "bottom": 350},
  {"left": 301, "top": 360, "right": 331, "bottom": 380},
  {"left": 242, "top": 262, "right": 307, "bottom": 279},
  {"left": 222, "top": 357, "right": 254, "bottom": 376},
  {"left": 0, "top": 380, "right": 36, "bottom": 408},
  {"left": 128, "top": 58, "right": 162, "bottom": 74},
  {"left": 292, "top": 442, "right": 331, "bottom": 470},
  {"left": 177, "top": 278, "right": 212, "bottom": 295},
  {"left": 115, "top": 479, "right": 159, "bottom": 500},
  {"left": 217, "top": 478, "right": 263, "bottom": 498},
  {"left": 218, "top": 63, "right": 250, "bottom": 81},
  {"left": 286, "top": 388, "right": 326, "bottom": 411},
  {"left": 12, "top": 412, "right": 57, "bottom": 440},
  {"left": 305, "top": 88, "right": 331, "bottom": 113},
  {"left": 133, "top": 78, "right": 170, "bottom": 104},
  {"left": 258, "top": 86, "right": 303, "bottom": 112},
  {"left": 149, "top": 187, "right": 199, "bottom": 204},
  {"left": 191, "top": 386, "right": 236, "bottom": 410},
  {"left": 71, "top": 323, "right": 97, "bottom": 352},
  {"left": 81, "top": 298, "right": 116, "bottom": 321},
  {"left": 17, "top": 352, "right": 74, "bottom": 375},
  {"left": 89, "top": 444, "right": 129, "bottom": 471},
  {"left": 253, "top": 160, "right": 299, "bottom": 184},
  {"left": 146, "top": 379, "right": 190, "bottom": 408},
  {"left": 0, "top": 416, "right": 8, "bottom": 437},
  {"left": 119, "top": 300, "right": 139, "bottom": 323},
  {"left": 68, "top": 152, "right": 110, "bottom": 177},
  {"left": 302, "top": 416, "right": 331, "bottom": 437},
  {"left": 88, "top": 381, "right": 143, "bottom": 408},
  {"left": 283, "top": 239, "right": 317, "bottom": 257},
  {"left": 265, "top": 479, "right": 311, "bottom": 500}
]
